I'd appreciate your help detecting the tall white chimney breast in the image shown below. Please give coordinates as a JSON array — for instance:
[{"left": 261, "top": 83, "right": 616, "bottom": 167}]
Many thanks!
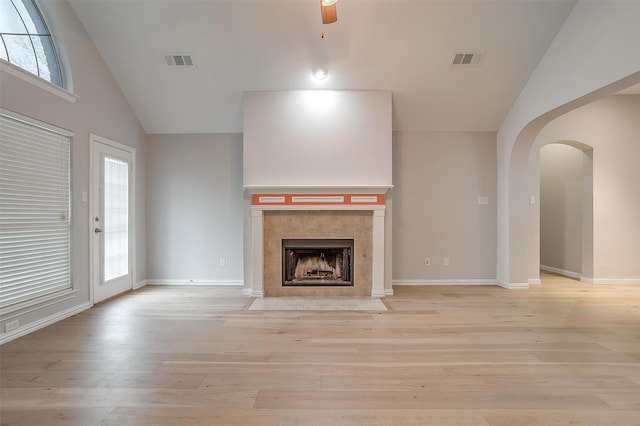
[{"left": 243, "top": 90, "right": 392, "bottom": 189}]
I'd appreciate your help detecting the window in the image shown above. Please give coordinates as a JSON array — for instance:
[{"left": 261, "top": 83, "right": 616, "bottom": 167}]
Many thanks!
[
  {"left": 0, "top": 0, "right": 63, "bottom": 87},
  {"left": 103, "top": 156, "right": 129, "bottom": 281},
  {"left": 0, "top": 111, "right": 72, "bottom": 309}
]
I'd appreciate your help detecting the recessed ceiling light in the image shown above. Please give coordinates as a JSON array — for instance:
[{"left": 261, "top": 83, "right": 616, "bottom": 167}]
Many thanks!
[{"left": 313, "top": 68, "right": 328, "bottom": 80}]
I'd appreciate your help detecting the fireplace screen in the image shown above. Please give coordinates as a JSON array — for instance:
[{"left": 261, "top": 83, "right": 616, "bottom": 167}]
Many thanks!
[{"left": 282, "top": 239, "right": 354, "bottom": 286}]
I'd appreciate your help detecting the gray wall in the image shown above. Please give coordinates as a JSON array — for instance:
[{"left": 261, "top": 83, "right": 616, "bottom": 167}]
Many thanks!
[
  {"left": 0, "top": 1, "right": 147, "bottom": 340},
  {"left": 145, "top": 130, "right": 498, "bottom": 285},
  {"left": 146, "top": 133, "right": 244, "bottom": 283},
  {"left": 392, "top": 131, "right": 497, "bottom": 282}
]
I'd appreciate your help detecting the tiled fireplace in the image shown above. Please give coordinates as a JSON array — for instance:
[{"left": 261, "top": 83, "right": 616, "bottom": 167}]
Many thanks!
[{"left": 248, "top": 192, "right": 388, "bottom": 297}]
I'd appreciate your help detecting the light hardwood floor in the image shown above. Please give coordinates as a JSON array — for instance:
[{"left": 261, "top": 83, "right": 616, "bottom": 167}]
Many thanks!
[{"left": 1, "top": 272, "right": 639, "bottom": 425}]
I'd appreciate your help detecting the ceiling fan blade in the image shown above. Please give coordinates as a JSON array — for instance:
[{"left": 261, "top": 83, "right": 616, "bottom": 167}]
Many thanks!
[{"left": 320, "top": 0, "right": 337, "bottom": 24}]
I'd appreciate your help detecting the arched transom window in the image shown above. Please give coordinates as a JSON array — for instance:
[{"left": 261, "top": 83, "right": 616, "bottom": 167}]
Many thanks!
[{"left": 0, "top": 0, "right": 62, "bottom": 87}]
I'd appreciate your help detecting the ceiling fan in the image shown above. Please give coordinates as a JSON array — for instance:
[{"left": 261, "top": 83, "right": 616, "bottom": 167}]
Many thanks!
[{"left": 320, "top": 0, "right": 337, "bottom": 24}]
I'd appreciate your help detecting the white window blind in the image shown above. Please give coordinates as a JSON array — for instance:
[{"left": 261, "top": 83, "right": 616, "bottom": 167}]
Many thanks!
[{"left": 0, "top": 112, "right": 71, "bottom": 309}]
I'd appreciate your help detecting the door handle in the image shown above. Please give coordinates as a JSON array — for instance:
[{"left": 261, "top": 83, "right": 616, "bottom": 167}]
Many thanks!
[{"left": 94, "top": 227, "right": 103, "bottom": 233}]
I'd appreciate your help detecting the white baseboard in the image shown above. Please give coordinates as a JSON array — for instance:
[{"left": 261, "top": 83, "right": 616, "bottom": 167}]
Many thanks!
[
  {"left": 134, "top": 279, "right": 148, "bottom": 290},
  {"left": 528, "top": 278, "right": 542, "bottom": 285},
  {"left": 384, "top": 288, "right": 394, "bottom": 296},
  {"left": 497, "top": 279, "right": 529, "bottom": 289},
  {"left": 395, "top": 279, "right": 532, "bottom": 289},
  {"left": 393, "top": 279, "right": 498, "bottom": 286},
  {"left": 539, "top": 267, "right": 639, "bottom": 285},
  {"left": 0, "top": 301, "right": 92, "bottom": 345},
  {"left": 147, "top": 279, "right": 244, "bottom": 287},
  {"left": 540, "top": 264, "right": 581, "bottom": 280},
  {"left": 582, "top": 277, "right": 640, "bottom": 285}
]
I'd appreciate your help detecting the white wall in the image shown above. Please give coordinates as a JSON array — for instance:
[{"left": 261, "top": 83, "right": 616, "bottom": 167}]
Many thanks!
[
  {"left": 0, "top": 1, "right": 146, "bottom": 341},
  {"left": 539, "top": 144, "right": 585, "bottom": 276},
  {"left": 146, "top": 134, "right": 244, "bottom": 284},
  {"left": 531, "top": 96, "right": 640, "bottom": 282},
  {"left": 243, "top": 90, "right": 392, "bottom": 188},
  {"left": 392, "top": 131, "right": 497, "bottom": 283}
]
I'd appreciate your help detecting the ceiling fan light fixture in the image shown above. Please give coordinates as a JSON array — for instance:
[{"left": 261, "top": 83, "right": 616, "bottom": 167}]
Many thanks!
[
  {"left": 321, "top": 0, "right": 337, "bottom": 6},
  {"left": 320, "top": 0, "right": 337, "bottom": 24}
]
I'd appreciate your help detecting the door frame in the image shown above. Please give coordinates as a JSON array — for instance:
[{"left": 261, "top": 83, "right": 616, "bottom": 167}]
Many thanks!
[{"left": 89, "top": 133, "right": 136, "bottom": 304}]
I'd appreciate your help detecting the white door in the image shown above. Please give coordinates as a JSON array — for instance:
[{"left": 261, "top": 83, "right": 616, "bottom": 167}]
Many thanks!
[{"left": 91, "top": 135, "right": 134, "bottom": 303}]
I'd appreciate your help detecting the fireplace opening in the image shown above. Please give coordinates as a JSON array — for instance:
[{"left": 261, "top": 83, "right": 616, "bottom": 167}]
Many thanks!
[{"left": 282, "top": 239, "right": 354, "bottom": 286}]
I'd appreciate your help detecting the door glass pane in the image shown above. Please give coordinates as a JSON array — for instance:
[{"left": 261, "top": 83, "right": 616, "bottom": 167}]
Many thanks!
[{"left": 104, "top": 156, "right": 129, "bottom": 281}]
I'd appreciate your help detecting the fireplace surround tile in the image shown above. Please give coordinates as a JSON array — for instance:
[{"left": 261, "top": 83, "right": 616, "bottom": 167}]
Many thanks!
[
  {"left": 354, "top": 239, "right": 373, "bottom": 265},
  {"left": 263, "top": 215, "right": 284, "bottom": 240},
  {"left": 304, "top": 214, "right": 332, "bottom": 238},
  {"left": 282, "top": 214, "right": 305, "bottom": 239},
  {"left": 355, "top": 215, "right": 373, "bottom": 240},
  {"left": 329, "top": 215, "right": 356, "bottom": 238},
  {"left": 264, "top": 239, "right": 281, "bottom": 265}
]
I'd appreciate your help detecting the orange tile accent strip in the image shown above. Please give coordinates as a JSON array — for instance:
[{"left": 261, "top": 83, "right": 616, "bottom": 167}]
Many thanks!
[{"left": 252, "top": 193, "right": 385, "bottom": 206}]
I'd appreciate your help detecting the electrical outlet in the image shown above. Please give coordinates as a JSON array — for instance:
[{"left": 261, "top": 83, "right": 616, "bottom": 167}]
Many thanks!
[
  {"left": 424, "top": 257, "right": 430, "bottom": 266},
  {"left": 4, "top": 320, "right": 19, "bottom": 333},
  {"left": 444, "top": 257, "right": 450, "bottom": 266},
  {"left": 218, "top": 257, "right": 226, "bottom": 267}
]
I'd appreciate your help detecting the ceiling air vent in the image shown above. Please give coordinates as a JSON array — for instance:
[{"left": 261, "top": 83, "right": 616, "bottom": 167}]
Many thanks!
[
  {"left": 164, "top": 54, "right": 195, "bottom": 67},
  {"left": 452, "top": 52, "right": 483, "bottom": 66}
]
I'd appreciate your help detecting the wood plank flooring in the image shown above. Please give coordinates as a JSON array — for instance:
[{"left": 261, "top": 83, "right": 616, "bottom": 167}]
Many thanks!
[{"left": 1, "top": 272, "right": 639, "bottom": 425}]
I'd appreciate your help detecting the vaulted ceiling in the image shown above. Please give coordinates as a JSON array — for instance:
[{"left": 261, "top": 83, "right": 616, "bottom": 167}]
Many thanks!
[{"left": 68, "top": 0, "right": 577, "bottom": 134}]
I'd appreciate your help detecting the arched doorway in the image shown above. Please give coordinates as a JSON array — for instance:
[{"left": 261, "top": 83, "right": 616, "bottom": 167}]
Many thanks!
[{"left": 500, "top": 73, "right": 640, "bottom": 289}]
